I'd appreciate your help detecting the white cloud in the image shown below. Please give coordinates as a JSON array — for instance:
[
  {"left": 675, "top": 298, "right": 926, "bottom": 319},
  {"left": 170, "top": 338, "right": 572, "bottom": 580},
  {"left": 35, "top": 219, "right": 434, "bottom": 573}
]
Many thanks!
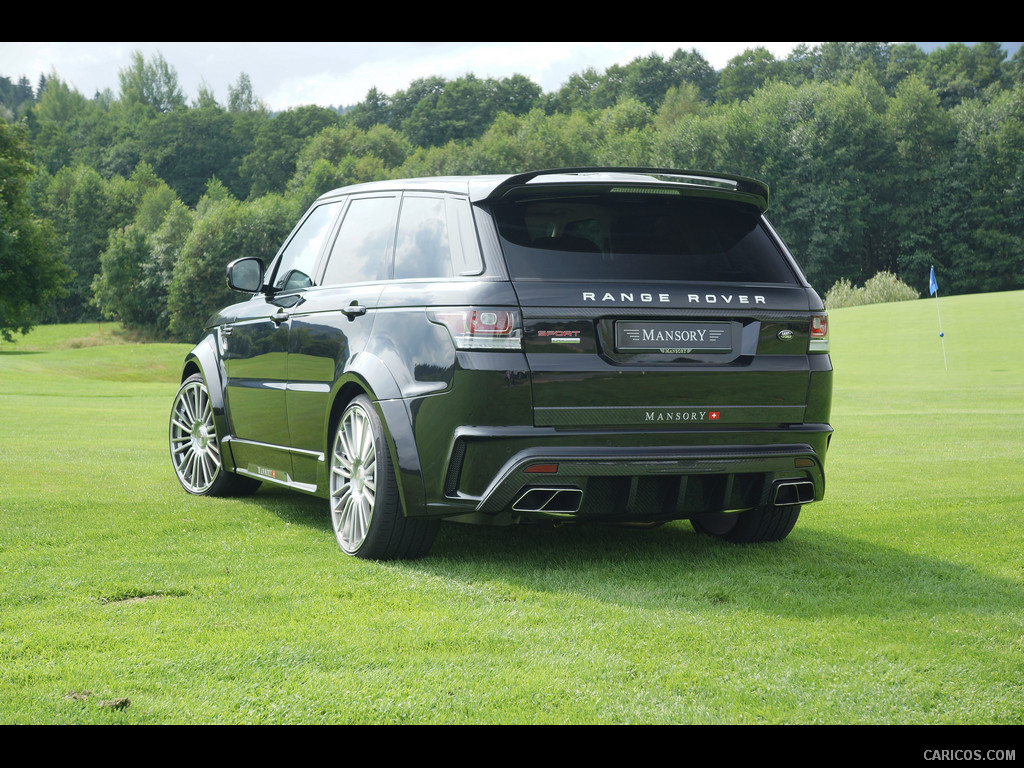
[{"left": 0, "top": 41, "right": 822, "bottom": 111}]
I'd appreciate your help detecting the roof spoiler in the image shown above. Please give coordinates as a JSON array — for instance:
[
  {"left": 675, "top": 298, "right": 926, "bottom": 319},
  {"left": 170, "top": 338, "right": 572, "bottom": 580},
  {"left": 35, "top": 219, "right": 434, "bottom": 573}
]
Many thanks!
[{"left": 478, "top": 167, "right": 770, "bottom": 211}]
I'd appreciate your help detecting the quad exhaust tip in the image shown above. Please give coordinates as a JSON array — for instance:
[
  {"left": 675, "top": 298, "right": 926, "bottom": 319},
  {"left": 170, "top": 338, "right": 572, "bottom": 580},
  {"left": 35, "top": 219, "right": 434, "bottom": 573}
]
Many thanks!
[
  {"left": 513, "top": 487, "right": 584, "bottom": 513},
  {"left": 772, "top": 480, "right": 815, "bottom": 506}
]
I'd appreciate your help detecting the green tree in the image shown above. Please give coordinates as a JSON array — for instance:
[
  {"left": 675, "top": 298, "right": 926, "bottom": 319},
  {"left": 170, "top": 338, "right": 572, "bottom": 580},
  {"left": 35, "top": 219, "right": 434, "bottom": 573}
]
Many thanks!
[
  {"left": 39, "top": 161, "right": 166, "bottom": 322},
  {"left": 884, "top": 75, "right": 955, "bottom": 291},
  {"left": 357, "top": 123, "right": 411, "bottom": 168},
  {"left": 167, "top": 192, "right": 299, "bottom": 341},
  {"left": 924, "top": 42, "right": 1007, "bottom": 107},
  {"left": 93, "top": 182, "right": 187, "bottom": 332},
  {"left": 551, "top": 67, "right": 607, "bottom": 112},
  {"left": 347, "top": 86, "right": 391, "bottom": 130},
  {"left": 0, "top": 121, "right": 69, "bottom": 340},
  {"left": 1009, "top": 46, "right": 1024, "bottom": 84},
  {"left": 87, "top": 100, "right": 149, "bottom": 179},
  {"left": 454, "top": 108, "right": 600, "bottom": 174},
  {"left": 390, "top": 76, "right": 447, "bottom": 131},
  {"left": 813, "top": 42, "right": 892, "bottom": 85},
  {"left": 655, "top": 82, "right": 705, "bottom": 131},
  {"left": 717, "top": 47, "right": 781, "bottom": 103},
  {"left": 29, "top": 74, "right": 95, "bottom": 173},
  {"left": 928, "top": 85, "right": 1024, "bottom": 294},
  {"left": 118, "top": 50, "right": 185, "bottom": 112},
  {"left": 883, "top": 43, "right": 928, "bottom": 92},
  {"left": 287, "top": 123, "right": 409, "bottom": 207},
  {"left": 593, "top": 98, "right": 655, "bottom": 165},
  {"left": 240, "top": 105, "right": 339, "bottom": 197},
  {"left": 667, "top": 48, "right": 719, "bottom": 103},
  {"left": 781, "top": 44, "right": 818, "bottom": 87},
  {"left": 0, "top": 75, "right": 36, "bottom": 119},
  {"left": 135, "top": 102, "right": 256, "bottom": 204},
  {"left": 41, "top": 165, "right": 115, "bottom": 321},
  {"left": 398, "top": 74, "right": 541, "bottom": 147},
  {"left": 550, "top": 49, "right": 715, "bottom": 112},
  {"left": 492, "top": 74, "right": 543, "bottom": 116},
  {"left": 228, "top": 72, "right": 261, "bottom": 113},
  {"left": 617, "top": 52, "right": 684, "bottom": 110}
]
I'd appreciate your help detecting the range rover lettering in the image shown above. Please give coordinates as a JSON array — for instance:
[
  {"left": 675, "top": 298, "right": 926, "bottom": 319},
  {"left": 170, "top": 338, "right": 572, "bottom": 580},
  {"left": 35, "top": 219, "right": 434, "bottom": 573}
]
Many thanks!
[{"left": 169, "top": 168, "right": 833, "bottom": 559}]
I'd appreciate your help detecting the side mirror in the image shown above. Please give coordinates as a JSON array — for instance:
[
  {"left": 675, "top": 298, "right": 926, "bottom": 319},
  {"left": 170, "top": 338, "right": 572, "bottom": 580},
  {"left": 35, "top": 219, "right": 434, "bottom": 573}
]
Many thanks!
[{"left": 226, "top": 257, "right": 264, "bottom": 294}]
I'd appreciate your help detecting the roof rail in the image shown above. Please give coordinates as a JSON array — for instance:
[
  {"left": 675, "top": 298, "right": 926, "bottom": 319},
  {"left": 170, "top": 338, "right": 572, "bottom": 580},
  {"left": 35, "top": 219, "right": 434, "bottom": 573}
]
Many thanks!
[{"left": 481, "top": 167, "right": 770, "bottom": 210}]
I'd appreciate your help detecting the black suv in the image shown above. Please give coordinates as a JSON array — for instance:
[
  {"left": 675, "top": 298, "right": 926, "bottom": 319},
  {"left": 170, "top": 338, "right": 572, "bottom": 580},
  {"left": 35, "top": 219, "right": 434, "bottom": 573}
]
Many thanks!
[{"left": 169, "top": 168, "right": 832, "bottom": 559}]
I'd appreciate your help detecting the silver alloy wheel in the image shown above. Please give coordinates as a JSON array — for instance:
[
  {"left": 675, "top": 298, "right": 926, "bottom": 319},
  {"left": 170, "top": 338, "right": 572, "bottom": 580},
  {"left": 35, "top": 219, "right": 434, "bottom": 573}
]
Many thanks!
[
  {"left": 169, "top": 377, "right": 222, "bottom": 494},
  {"left": 330, "top": 401, "right": 378, "bottom": 554}
]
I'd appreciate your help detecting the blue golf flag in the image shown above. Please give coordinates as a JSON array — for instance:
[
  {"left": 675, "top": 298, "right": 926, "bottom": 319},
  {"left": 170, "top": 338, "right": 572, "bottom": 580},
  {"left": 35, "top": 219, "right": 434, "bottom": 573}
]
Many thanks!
[{"left": 929, "top": 265, "right": 947, "bottom": 369}]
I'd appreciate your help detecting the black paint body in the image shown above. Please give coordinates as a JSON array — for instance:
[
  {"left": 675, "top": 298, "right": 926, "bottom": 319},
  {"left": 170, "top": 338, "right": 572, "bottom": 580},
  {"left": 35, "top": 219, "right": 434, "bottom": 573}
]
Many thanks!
[{"left": 179, "top": 169, "right": 833, "bottom": 526}]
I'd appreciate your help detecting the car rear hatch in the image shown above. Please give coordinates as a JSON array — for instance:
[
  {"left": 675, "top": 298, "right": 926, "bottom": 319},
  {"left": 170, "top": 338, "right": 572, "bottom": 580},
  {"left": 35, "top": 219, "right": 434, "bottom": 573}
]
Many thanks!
[{"left": 482, "top": 170, "right": 821, "bottom": 430}]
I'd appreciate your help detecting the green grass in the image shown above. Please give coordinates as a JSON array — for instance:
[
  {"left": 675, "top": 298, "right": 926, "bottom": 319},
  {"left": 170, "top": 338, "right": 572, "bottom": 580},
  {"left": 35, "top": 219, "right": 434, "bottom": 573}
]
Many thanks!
[{"left": 1, "top": 294, "right": 1022, "bottom": 724}]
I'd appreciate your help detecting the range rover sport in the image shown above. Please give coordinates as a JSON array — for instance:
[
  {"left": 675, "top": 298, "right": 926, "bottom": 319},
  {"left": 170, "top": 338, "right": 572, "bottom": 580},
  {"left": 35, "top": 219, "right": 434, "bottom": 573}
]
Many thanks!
[{"left": 169, "top": 168, "right": 833, "bottom": 559}]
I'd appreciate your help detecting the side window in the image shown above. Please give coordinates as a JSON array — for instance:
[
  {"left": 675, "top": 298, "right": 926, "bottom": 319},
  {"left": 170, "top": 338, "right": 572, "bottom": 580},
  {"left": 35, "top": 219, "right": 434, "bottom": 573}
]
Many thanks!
[
  {"left": 394, "top": 195, "right": 452, "bottom": 280},
  {"left": 321, "top": 195, "right": 398, "bottom": 286},
  {"left": 272, "top": 202, "right": 341, "bottom": 291}
]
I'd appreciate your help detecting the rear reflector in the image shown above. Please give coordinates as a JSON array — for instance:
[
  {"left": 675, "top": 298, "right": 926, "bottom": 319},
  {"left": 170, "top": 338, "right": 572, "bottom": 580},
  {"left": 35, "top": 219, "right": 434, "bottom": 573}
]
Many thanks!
[{"left": 524, "top": 463, "right": 559, "bottom": 474}]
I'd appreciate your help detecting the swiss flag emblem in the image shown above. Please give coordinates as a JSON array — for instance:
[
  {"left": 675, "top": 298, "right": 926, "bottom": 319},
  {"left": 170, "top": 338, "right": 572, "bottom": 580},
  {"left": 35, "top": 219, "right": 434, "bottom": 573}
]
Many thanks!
[{"left": 709, "top": 411, "right": 721, "bottom": 420}]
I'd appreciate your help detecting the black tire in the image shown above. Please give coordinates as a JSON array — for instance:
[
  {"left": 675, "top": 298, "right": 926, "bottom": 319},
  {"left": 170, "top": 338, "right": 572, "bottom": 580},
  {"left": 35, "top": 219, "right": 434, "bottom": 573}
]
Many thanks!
[
  {"left": 169, "top": 374, "right": 260, "bottom": 497},
  {"left": 329, "top": 395, "right": 438, "bottom": 560},
  {"left": 690, "top": 505, "right": 801, "bottom": 543}
]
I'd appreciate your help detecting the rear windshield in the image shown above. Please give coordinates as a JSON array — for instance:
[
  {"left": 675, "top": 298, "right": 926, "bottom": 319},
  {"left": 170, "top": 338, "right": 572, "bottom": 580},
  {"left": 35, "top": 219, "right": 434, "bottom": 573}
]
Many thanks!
[{"left": 490, "top": 190, "right": 797, "bottom": 284}]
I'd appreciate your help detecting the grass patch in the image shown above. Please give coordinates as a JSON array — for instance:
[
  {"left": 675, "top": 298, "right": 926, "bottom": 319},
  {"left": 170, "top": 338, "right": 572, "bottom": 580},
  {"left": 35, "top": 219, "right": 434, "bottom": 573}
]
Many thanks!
[
  {"left": 1, "top": 295, "right": 1021, "bottom": 724},
  {"left": 0, "top": 322, "right": 145, "bottom": 352}
]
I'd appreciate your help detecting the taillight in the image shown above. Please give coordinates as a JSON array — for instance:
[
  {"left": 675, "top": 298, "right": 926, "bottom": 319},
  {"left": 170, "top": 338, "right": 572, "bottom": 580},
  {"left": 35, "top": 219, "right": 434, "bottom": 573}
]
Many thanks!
[
  {"left": 809, "top": 313, "right": 829, "bottom": 353},
  {"left": 429, "top": 308, "right": 522, "bottom": 350}
]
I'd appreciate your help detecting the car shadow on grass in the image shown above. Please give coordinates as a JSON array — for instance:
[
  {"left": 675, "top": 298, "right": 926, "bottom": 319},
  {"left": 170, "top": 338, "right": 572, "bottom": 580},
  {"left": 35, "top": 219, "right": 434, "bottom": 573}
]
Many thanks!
[
  {"left": 430, "top": 521, "right": 1021, "bottom": 623},
  {"left": 243, "top": 485, "right": 1019, "bottom": 623}
]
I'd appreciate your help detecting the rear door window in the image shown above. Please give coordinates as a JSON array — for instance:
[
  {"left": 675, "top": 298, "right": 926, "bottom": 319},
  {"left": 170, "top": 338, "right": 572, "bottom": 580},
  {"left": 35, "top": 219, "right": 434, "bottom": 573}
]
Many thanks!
[{"left": 321, "top": 195, "right": 399, "bottom": 286}]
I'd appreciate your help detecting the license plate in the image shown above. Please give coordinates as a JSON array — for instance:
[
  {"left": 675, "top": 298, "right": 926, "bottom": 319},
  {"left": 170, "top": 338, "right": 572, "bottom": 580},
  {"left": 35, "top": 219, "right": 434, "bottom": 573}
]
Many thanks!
[{"left": 615, "top": 321, "right": 732, "bottom": 353}]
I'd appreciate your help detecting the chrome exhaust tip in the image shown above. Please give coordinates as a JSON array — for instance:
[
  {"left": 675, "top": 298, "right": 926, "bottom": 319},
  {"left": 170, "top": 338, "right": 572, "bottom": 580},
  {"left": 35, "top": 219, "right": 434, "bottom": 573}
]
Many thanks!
[
  {"left": 771, "top": 480, "right": 815, "bottom": 506},
  {"left": 513, "top": 487, "right": 584, "bottom": 513}
]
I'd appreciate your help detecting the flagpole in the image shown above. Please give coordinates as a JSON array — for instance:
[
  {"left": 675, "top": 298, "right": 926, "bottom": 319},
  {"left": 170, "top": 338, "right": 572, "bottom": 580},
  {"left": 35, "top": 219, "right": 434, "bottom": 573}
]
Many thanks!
[{"left": 930, "top": 266, "right": 947, "bottom": 371}]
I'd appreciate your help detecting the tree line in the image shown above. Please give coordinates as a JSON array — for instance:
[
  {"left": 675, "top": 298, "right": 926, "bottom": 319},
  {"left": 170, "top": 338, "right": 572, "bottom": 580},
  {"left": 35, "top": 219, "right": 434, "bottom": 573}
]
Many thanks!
[{"left": 1, "top": 42, "right": 1022, "bottom": 342}]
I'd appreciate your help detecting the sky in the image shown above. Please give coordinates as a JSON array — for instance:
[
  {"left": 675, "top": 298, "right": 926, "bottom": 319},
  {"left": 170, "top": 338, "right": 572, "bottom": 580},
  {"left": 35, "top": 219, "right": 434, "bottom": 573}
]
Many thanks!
[
  {"left": 3, "top": 42, "right": 1020, "bottom": 113},
  {"left": 1, "top": 42, "right": 820, "bottom": 111}
]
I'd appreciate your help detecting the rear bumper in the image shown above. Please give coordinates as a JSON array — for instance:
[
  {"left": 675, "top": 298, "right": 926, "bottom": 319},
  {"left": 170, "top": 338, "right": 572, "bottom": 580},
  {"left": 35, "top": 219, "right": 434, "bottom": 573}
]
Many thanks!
[{"left": 436, "top": 425, "right": 831, "bottom": 522}]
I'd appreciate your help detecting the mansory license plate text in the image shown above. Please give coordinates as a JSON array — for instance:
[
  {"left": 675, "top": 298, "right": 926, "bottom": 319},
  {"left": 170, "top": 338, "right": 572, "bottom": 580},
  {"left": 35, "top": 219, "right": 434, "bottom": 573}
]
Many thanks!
[{"left": 615, "top": 321, "right": 732, "bottom": 353}]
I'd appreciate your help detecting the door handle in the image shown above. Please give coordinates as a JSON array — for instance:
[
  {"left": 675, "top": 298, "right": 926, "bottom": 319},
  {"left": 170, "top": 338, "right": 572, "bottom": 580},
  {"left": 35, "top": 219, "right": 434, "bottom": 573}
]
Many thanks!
[
  {"left": 271, "top": 309, "right": 289, "bottom": 326},
  {"left": 341, "top": 304, "right": 367, "bottom": 319}
]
